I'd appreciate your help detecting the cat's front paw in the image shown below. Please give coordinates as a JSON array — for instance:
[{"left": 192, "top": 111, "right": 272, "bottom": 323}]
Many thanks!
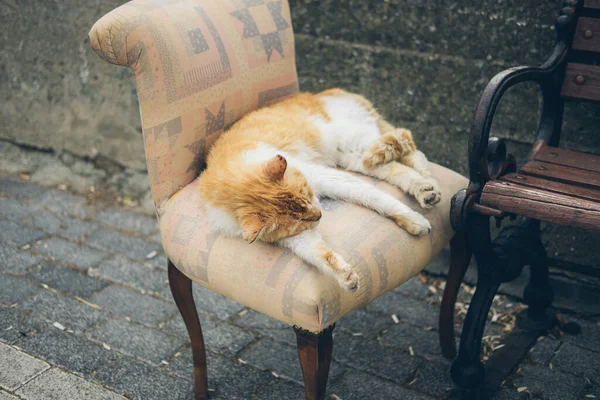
[
  {"left": 327, "top": 252, "right": 359, "bottom": 292},
  {"left": 410, "top": 178, "right": 442, "bottom": 209},
  {"left": 339, "top": 270, "right": 360, "bottom": 292},
  {"left": 392, "top": 212, "right": 431, "bottom": 236}
]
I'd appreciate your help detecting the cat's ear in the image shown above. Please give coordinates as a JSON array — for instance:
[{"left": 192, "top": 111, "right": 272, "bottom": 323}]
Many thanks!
[
  {"left": 263, "top": 155, "right": 287, "bottom": 181},
  {"left": 240, "top": 214, "right": 266, "bottom": 244}
]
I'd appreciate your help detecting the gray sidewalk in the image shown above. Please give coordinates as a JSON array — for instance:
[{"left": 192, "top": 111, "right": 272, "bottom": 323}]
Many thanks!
[{"left": 0, "top": 175, "right": 599, "bottom": 400}]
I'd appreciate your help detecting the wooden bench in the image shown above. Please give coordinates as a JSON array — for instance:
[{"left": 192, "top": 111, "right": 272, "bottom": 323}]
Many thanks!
[{"left": 438, "top": 0, "right": 600, "bottom": 396}]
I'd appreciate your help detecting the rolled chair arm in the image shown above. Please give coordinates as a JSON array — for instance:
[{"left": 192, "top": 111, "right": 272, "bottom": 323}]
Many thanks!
[{"left": 88, "top": 4, "right": 139, "bottom": 67}]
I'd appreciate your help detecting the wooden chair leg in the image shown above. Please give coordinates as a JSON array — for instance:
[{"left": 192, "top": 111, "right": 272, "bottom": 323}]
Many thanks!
[
  {"left": 294, "top": 324, "right": 335, "bottom": 400},
  {"left": 168, "top": 259, "right": 208, "bottom": 400},
  {"left": 440, "top": 233, "right": 472, "bottom": 359}
]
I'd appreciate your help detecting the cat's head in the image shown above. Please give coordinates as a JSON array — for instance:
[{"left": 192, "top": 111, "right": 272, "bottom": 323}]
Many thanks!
[{"left": 234, "top": 154, "right": 322, "bottom": 243}]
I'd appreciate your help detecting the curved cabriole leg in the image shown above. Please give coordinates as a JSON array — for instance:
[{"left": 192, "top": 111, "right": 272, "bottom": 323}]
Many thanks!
[
  {"left": 440, "top": 233, "right": 473, "bottom": 360},
  {"left": 294, "top": 324, "right": 335, "bottom": 400},
  {"left": 168, "top": 260, "right": 208, "bottom": 400}
]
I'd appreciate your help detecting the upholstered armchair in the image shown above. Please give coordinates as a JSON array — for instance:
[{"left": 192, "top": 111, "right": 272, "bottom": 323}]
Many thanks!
[{"left": 89, "top": 1, "right": 467, "bottom": 399}]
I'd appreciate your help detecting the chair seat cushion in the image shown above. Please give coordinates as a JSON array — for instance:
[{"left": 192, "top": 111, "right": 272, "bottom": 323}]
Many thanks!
[{"left": 159, "top": 163, "right": 467, "bottom": 332}]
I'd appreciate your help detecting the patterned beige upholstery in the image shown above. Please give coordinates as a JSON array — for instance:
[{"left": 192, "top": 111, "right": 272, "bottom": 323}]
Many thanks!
[
  {"left": 90, "top": 0, "right": 467, "bottom": 333},
  {"left": 89, "top": 0, "right": 299, "bottom": 209},
  {"left": 161, "top": 165, "right": 466, "bottom": 332}
]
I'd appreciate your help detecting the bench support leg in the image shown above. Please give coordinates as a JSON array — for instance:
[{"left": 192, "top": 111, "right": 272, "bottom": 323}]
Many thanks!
[
  {"left": 522, "top": 221, "right": 554, "bottom": 322},
  {"left": 449, "top": 216, "right": 557, "bottom": 398}
]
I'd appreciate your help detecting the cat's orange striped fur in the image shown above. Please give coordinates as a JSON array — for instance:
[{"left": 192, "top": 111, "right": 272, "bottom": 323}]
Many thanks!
[{"left": 197, "top": 89, "right": 441, "bottom": 292}]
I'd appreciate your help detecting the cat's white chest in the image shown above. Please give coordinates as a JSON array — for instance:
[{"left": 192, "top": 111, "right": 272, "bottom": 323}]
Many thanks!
[{"left": 313, "top": 95, "right": 381, "bottom": 161}]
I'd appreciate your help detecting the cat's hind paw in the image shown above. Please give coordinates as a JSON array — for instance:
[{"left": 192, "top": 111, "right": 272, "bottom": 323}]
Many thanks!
[
  {"left": 410, "top": 178, "right": 442, "bottom": 209},
  {"left": 362, "top": 128, "right": 416, "bottom": 169},
  {"left": 392, "top": 212, "right": 431, "bottom": 236}
]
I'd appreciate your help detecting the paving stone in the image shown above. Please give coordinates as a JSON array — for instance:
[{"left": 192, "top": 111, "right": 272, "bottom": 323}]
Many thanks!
[
  {"left": 96, "top": 208, "right": 158, "bottom": 236},
  {"left": 162, "top": 313, "right": 256, "bottom": 356},
  {"left": 0, "top": 178, "right": 45, "bottom": 200},
  {"left": 31, "top": 189, "right": 91, "bottom": 218},
  {"left": 0, "top": 273, "right": 39, "bottom": 305},
  {"left": 93, "top": 355, "right": 193, "bottom": 400},
  {"left": 0, "top": 307, "right": 46, "bottom": 344},
  {"left": 33, "top": 237, "right": 78, "bottom": 259},
  {"left": 552, "top": 343, "right": 600, "bottom": 382},
  {"left": 143, "top": 252, "right": 168, "bottom": 271},
  {"left": 337, "top": 308, "right": 393, "bottom": 339},
  {"left": 169, "top": 350, "right": 303, "bottom": 399},
  {"left": 146, "top": 231, "right": 162, "bottom": 244},
  {"left": 15, "top": 367, "right": 123, "bottom": 400},
  {"left": 87, "top": 318, "right": 184, "bottom": 365},
  {"left": 560, "top": 317, "right": 600, "bottom": 353},
  {"left": 0, "top": 390, "right": 19, "bottom": 400},
  {"left": 239, "top": 336, "right": 345, "bottom": 385},
  {"left": 194, "top": 284, "right": 246, "bottom": 320},
  {"left": 89, "top": 255, "right": 166, "bottom": 294},
  {"left": 160, "top": 283, "right": 245, "bottom": 320},
  {"left": 333, "top": 331, "right": 422, "bottom": 384},
  {"left": 582, "top": 384, "right": 600, "bottom": 400},
  {"left": 0, "top": 342, "right": 49, "bottom": 391},
  {"left": 368, "top": 292, "right": 440, "bottom": 328},
  {"left": 162, "top": 346, "right": 200, "bottom": 379},
  {"left": 22, "top": 209, "right": 99, "bottom": 241},
  {"left": 26, "top": 264, "right": 109, "bottom": 298},
  {"left": 511, "top": 364, "right": 587, "bottom": 400},
  {"left": 528, "top": 336, "right": 560, "bottom": 366},
  {"left": 410, "top": 359, "right": 454, "bottom": 398},
  {"left": 233, "top": 309, "right": 297, "bottom": 345},
  {"left": 19, "top": 291, "right": 107, "bottom": 334},
  {"left": 90, "top": 285, "right": 176, "bottom": 326},
  {"left": 86, "top": 230, "right": 160, "bottom": 260},
  {"left": 329, "top": 369, "right": 433, "bottom": 400},
  {"left": 0, "top": 197, "right": 39, "bottom": 221},
  {"left": 33, "top": 237, "right": 107, "bottom": 271},
  {"left": 15, "top": 328, "right": 113, "bottom": 377},
  {"left": 394, "top": 275, "right": 432, "bottom": 300},
  {"left": 67, "top": 245, "right": 109, "bottom": 271},
  {"left": 0, "top": 243, "right": 45, "bottom": 275},
  {"left": 488, "top": 387, "right": 526, "bottom": 400},
  {"left": 381, "top": 323, "right": 441, "bottom": 357},
  {"left": 0, "top": 219, "right": 46, "bottom": 247}
]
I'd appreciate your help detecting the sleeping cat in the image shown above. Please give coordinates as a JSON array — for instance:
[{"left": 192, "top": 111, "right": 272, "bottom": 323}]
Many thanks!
[{"left": 197, "top": 89, "right": 441, "bottom": 292}]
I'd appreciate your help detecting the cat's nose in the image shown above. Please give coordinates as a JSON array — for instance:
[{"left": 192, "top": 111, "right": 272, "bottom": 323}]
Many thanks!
[{"left": 304, "top": 210, "right": 322, "bottom": 222}]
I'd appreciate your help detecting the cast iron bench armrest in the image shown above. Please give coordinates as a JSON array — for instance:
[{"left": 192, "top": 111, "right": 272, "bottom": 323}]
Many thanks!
[{"left": 466, "top": 42, "right": 569, "bottom": 191}]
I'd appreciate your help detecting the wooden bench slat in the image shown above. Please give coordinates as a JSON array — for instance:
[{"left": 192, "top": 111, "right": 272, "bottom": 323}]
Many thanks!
[
  {"left": 484, "top": 180, "right": 600, "bottom": 211},
  {"left": 500, "top": 173, "right": 600, "bottom": 202},
  {"left": 534, "top": 145, "right": 600, "bottom": 174},
  {"left": 584, "top": 0, "right": 600, "bottom": 9},
  {"left": 480, "top": 192, "right": 600, "bottom": 232},
  {"left": 561, "top": 63, "right": 600, "bottom": 102},
  {"left": 573, "top": 18, "right": 600, "bottom": 53},
  {"left": 520, "top": 160, "right": 600, "bottom": 189}
]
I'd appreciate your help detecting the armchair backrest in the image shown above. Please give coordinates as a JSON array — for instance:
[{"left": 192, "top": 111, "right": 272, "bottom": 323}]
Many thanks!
[{"left": 89, "top": 0, "right": 298, "bottom": 211}]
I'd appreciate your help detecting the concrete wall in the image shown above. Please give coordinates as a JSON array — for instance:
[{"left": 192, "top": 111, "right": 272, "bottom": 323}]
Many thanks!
[
  {"left": 1, "top": 1, "right": 599, "bottom": 276},
  {"left": 1, "top": 0, "right": 142, "bottom": 169}
]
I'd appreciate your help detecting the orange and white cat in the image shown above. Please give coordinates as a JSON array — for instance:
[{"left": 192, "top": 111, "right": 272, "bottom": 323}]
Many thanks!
[{"left": 197, "top": 89, "right": 441, "bottom": 292}]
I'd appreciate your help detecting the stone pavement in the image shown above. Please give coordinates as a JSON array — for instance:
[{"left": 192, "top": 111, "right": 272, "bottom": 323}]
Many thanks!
[{"left": 0, "top": 174, "right": 599, "bottom": 400}]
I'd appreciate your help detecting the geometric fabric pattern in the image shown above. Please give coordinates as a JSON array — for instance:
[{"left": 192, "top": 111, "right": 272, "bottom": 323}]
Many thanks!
[{"left": 90, "top": 0, "right": 299, "bottom": 210}]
